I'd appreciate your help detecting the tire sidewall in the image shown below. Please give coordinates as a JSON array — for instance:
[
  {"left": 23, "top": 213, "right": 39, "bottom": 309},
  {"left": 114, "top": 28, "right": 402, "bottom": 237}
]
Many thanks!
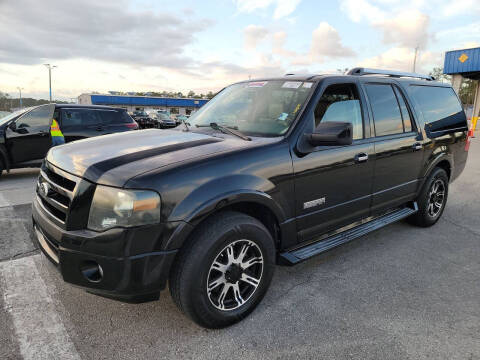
[
  {"left": 418, "top": 168, "right": 449, "bottom": 226},
  {"left": 181, "top": 214, "right": 275, "bottom": 327}
]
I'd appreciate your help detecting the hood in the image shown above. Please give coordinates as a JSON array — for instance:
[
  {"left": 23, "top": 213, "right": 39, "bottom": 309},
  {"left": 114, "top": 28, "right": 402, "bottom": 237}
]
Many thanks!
[{"left": 46, "top": 129, "right": 264, "bottom": 187}]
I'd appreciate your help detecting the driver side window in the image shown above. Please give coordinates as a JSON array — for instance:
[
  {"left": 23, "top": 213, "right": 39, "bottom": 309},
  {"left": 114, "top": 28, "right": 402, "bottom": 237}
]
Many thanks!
[
  {"left": 314, "top": 83, "right": 364, "bottom": 140},
  {"left": 16, "top": 105, "right": 53, "bottom": 132}
]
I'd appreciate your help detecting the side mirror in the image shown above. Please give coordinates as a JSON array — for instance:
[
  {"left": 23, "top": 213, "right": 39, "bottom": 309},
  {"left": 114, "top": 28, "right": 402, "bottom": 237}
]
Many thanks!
[
  {"left": 8, "top": 121, "right": 16, "bottom": 131},
  {"left": 306, "top": 122, "right": 353, "bottom": 147}
]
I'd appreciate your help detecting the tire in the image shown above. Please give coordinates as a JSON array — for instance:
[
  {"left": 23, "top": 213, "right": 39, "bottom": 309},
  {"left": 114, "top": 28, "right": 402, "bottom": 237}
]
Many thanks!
[
  {"left": 0, "top": 158, "right": 3, "bottom": 178},
  {"left": 408, "top": 167, "right": 449, "bottom": 227},
  {"left": 169, "top": 211, "right": 276, "bottom": 328}
]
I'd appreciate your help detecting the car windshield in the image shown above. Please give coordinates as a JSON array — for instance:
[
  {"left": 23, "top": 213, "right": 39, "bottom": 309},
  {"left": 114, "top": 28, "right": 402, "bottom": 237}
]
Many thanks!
[
  {"left": 188, "top": 80, "right": 315, "bottom": 136},
  {"left": 0, "top": 107, "right": 33, "bottom": 125}
]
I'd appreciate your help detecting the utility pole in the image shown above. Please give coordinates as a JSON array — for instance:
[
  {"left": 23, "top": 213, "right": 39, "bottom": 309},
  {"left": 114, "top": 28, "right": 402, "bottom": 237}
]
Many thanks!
[
  {"left": 17, "top": 87, "right": 23, "bottom": 109},
  {"left": 43, "top": 64, "right": 57, "bottom": 102},
  {"left": 413, "top": 47, "right": 419, "bottom": 72}
]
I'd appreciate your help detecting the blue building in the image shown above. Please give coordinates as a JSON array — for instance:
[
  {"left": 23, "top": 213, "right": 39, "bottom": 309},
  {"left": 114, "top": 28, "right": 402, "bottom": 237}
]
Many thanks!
[
  {"left": 78, "top": 93, "right": 209, "bottom": 116},
  {"left": 444, "top": 47, "right": 480, "bottom": 80}
]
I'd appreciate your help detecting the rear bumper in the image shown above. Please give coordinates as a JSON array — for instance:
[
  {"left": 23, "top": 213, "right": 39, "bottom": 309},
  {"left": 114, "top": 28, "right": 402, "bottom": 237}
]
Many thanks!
[{"left": 32, "top": 196, "right": 178, "bottom": 302}]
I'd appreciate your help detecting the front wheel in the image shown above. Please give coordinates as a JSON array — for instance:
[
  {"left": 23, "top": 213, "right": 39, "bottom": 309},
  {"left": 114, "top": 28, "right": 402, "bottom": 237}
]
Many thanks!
[
  {"left": 409, "top": 167, "right": 449, "bottom": 227},
  {"left": 169, "top": 211, "right": 276, "bottom": 328}
]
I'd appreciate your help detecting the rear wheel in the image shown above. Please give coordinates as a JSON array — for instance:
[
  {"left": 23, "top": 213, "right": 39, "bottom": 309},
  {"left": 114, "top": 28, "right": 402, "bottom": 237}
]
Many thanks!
[
  {"left": 169, "top": 211, "right": 276, "bottom": 328},
  {"left": 409, "top": 167, "right": 449, "bottom": 227},
  {"left": 0, "top": 158, "right": 4, "bottom": 178}
]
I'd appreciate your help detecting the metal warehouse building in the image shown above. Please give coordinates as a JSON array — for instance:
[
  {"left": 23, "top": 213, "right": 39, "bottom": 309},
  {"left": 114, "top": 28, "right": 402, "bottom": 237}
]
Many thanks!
[{"left": 78, "top": 94, "right": 209, "bottom": 116}]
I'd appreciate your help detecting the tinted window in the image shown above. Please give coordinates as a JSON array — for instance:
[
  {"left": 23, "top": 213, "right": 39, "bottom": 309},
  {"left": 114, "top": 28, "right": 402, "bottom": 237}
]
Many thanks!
[
  {"left": 408, "top": 85, "right": 467, "bottom": 133},
  {"left": 95, "top": 110, "right": 125, "bottom": 125},
  {"left": 16, "top": 105, "right": 54, "bottom": 130},
  {"left": 314, "top": 83, "right": 363, "bottom": 140},
  {"left": 365, "top": 84, "right": 403, "bottom": 136},
  {"left": 61, "top": 109, "right": 101, "bottom": 127}
]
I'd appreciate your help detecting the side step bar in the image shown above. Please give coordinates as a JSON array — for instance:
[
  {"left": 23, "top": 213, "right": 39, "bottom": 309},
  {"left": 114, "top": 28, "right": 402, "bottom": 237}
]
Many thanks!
[{"left": 280, "top": 202, "right": 418, "bottom": 265}]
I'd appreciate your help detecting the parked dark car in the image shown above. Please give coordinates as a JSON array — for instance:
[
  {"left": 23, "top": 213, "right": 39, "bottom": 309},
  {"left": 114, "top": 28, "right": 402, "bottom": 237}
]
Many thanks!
[
  {"left": 0, "top": 104, "right": 137, "bottom": 176},
  {"left": 156, "top": 112, "right": 177, "bottom": 128},
  {"left": 132, "top": 110, "right": 155, "bottom": 129},
  {"left": 33, "top": 69, "right": 469, "bottom": 328}
]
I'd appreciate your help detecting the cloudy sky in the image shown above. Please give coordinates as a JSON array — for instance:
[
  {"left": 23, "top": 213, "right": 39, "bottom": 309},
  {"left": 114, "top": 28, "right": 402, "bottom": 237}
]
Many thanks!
[{"left": 1, "top": 0, "right": 479, "bottom": 100}]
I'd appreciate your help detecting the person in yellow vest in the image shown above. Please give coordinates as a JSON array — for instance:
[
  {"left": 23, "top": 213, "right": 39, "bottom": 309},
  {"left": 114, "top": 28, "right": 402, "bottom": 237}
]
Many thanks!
[{"left": 50, "top": 118, "right": 65, "bottom": 146}]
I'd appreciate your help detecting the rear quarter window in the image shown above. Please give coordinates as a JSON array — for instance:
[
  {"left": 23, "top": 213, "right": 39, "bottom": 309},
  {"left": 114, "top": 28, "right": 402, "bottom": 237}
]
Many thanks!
[
  {"left": 96, "top": 110, "right": 133, "bottom": 124},
  {"left": 407, "top": 85, "right": 467, "bottom": 135}
]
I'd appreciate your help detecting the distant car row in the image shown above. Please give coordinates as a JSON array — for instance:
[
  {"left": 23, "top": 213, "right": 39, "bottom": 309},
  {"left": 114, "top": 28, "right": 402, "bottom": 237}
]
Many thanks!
[{"left": 130, "top": 110, "right": 189, "bottom": 129}]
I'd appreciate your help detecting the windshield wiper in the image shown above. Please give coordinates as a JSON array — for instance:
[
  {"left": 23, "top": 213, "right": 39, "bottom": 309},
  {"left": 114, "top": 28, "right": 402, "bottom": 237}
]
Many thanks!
[{"left": 196, "top": 123, "right": 251, "bottom": 141}]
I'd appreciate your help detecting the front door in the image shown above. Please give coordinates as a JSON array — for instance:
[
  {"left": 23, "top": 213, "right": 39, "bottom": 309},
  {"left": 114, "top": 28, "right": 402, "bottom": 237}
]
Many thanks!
[
  {"left": 293, "top": 81, "right": 375, "bottom": 243},
  {"left": 360, "top": 80, "right": 424, "bottom": 214},
  {"left": 5, "top": 104, "right": 54, "bottom": 164}
]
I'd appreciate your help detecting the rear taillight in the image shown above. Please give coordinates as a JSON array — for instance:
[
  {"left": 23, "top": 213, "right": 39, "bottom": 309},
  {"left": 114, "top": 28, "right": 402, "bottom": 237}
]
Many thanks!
[
  {"left": 465, "top": 128, "right": 473, "bottom": 151},
  {"left": 126, "top": 122, "right": 139, "bottom": 129}
]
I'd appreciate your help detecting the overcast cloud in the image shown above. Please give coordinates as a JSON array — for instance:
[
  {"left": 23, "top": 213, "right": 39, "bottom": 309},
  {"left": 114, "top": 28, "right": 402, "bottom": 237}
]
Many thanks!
[{"left": 0, "top": 0, "right": 210, "bottom": 68}]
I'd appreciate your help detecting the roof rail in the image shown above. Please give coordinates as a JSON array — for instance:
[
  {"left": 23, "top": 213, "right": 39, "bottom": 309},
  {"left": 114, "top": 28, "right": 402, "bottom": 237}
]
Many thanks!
[{"left": 346, "top": 67, "right": 434, "bottom": 81}]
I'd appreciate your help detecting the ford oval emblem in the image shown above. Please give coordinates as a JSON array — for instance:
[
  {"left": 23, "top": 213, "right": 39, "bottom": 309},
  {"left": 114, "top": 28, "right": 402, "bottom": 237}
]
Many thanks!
[{"left": 40, "top": 182, "right": 51, "bottom": 197}]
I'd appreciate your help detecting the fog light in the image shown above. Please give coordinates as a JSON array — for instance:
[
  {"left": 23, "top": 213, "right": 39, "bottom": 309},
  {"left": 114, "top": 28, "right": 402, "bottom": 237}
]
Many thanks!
[{"left": 81, "top": 261, "right": 103, "bottom": 283}]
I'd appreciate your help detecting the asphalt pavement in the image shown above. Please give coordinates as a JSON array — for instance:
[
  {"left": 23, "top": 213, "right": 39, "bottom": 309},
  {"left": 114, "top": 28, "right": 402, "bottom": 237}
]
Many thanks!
[{"left": 0, "top": 143, "right": 479, "bottom": 360}]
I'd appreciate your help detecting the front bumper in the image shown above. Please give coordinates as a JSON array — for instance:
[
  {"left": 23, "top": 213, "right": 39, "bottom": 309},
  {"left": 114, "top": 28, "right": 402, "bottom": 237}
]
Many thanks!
[{"left": 32, "top": 196, "right": 178, "bottom": 302}]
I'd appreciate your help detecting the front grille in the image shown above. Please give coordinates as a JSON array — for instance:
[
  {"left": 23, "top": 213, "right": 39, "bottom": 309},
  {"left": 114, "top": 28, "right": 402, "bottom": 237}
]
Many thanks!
[{"left": 37, "top": 163, "right": 80, "bottom": 226}]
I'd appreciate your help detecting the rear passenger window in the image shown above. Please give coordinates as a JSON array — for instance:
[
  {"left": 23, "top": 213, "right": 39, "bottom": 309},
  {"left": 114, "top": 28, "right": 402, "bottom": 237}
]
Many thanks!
[
  {"left": 365, "top": 84, "right": 404, "bottom": 137},
  {"left": 407, "top": 85, "right": 467, "bottom": 133},
  {"left": 314, "top": 83, "right": 363, "bottom": 140}
]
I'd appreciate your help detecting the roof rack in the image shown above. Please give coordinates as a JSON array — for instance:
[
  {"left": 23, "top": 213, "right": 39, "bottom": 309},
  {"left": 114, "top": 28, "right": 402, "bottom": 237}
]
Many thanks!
[{"left": 346, "top": 67, "right": 434, "bottom": 81}]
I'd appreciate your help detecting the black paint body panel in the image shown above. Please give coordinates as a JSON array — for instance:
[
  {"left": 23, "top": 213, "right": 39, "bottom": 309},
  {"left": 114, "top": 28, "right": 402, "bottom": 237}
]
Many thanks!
[{"left": 32, "top": 74, "right": 470, "bottom": 300}]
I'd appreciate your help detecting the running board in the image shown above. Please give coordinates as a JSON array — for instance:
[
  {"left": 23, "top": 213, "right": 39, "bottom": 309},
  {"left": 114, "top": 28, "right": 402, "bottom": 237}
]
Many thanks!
[{"left": 280, "top": 202, "right": 418, "bottom": 265}]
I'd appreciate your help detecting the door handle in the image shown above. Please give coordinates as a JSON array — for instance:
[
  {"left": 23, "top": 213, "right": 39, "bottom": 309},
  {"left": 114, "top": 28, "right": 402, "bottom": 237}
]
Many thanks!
[
  {"left": 96, "top": 126, "right": 103, "bottom": 131},
  {"left": 354, "top": 153, "right": 369, "bottom": 163},
  {"left": 412, "top": 143, "right": 423, "bottom": 151}
]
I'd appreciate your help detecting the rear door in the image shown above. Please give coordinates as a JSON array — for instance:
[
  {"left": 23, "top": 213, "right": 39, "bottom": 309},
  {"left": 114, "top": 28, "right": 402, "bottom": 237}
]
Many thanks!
[
  {"left": 293, "top": 79, "right": 375, "bottom": 242},
  {"left": 360, "top": 79, "right": 424, "bottom": 214},
  {"left": 60, "top": 108, "right": 104, "bottom": 142},
  {"left": 5, "top": 104, "right": 54, "bottom": 164}
]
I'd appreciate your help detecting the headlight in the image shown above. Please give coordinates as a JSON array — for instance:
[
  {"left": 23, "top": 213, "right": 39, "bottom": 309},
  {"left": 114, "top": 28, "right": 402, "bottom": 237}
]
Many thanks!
[{"left": 88, "top": 185, "right": 160, "bottom": 231}]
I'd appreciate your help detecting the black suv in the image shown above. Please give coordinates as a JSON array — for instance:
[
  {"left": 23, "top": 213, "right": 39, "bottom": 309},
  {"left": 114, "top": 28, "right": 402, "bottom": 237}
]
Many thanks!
[
  {"left": 0, "top": 104, "right": 138, "bottom": 176},
  {"left": 32, "top": 69, "right": 470, "bottom": 328}
]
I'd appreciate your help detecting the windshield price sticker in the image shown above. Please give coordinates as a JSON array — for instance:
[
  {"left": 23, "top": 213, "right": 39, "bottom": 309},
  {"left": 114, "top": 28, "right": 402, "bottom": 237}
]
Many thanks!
[
  {"left": 282, "top": 81, "right": 302, "bottom": 89},
  {"left": 248, "top": 81, "right": 268, "bottom": 87},
  {"left": 303, "top": 82, "right": 313, "bottom": 88}
]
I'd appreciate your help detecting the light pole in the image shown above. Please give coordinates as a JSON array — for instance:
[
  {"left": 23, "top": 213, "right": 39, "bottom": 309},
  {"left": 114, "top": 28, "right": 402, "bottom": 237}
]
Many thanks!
[
  {"left": 43, "top": 64, "right": 57, "bottom": 102},
  {"left": 17, "top": 87, "right": 24, "bottom": 109}
]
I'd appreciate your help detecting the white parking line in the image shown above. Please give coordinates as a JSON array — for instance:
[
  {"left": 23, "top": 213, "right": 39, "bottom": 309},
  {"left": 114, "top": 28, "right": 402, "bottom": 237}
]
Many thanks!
[
  {"left": 0, "top": 255, "right": 80, "bottom": 360},
  {"left": 0, "top": 193, "right": 9, "bottom": 208}
]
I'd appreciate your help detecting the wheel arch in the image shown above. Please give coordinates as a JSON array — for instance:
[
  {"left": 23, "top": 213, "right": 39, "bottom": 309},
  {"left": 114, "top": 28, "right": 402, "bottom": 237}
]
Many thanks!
[
  {"left": 162, "top": 192, "right": 286, "bottom": 252},
  {"left": 421, "top": 152, "right": 453, "bottom": 182}
]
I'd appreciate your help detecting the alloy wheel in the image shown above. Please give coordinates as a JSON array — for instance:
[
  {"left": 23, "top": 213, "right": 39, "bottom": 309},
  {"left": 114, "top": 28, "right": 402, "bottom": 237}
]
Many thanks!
[
  {"left": 427, "top": 179, "right": 446, "bottom": 218},
  {"left": 206, "top": 239, "right": 264, "bottom": 311}
]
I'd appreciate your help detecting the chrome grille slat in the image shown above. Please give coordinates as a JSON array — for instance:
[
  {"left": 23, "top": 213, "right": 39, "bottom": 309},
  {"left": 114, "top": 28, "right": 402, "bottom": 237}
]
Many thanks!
[
  {"left": 39, "top": 192, "right": 69, "bottom": 212},
  {"left": 37, "top": 164, "right": 80, "bottom": 227},
  {"left": 36, "top": 195, "right": 66, "bottom": 225},
  {"left": 40, "top": 170, "right": 74, "bottom": 200}
]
